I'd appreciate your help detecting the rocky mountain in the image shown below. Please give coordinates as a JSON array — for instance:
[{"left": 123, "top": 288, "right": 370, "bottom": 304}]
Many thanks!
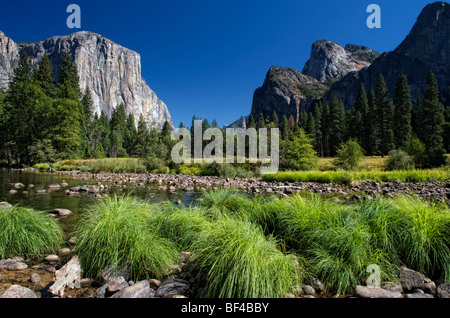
[
  {"left": 245, "top": 1, "right": 450, "bottom": 126},
  {"left": 302, "top": 40, "right": 377, "bottom": 83},
  {"left": 323, "top": 1, "right": 450, "bottom": 108},
  {"left": 251, "top": 66, "right": 328, "bottom": 121},
  {"left": 0, "top": 30, "right": 173, "bottom": 129}
]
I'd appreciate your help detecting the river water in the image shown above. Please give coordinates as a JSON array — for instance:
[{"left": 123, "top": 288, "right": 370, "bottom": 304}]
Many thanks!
[{"left": 0, "top": 168, "right": 200, "bottom": 234}]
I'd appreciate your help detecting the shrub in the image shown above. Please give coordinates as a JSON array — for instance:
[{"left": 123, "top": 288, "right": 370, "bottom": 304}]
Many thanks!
[
  {"left": 334, "top": 139, "right": 365, "bottom": 171},
  {"left": 385, "top": 149, "right": 415, "bottom": 171},
  {"left": 0, "top": 205, "right": 63, "bottom": 259},
  {"left": 280, "top": 129, "right": 318, "bottom": 171}
]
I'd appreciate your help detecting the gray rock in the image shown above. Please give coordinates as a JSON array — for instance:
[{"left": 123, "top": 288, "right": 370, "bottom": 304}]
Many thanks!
[
  {"left": 110, "top": 280, "right": 153, "bottom": 298},
  {"left": 155, "top": 278, "right": 190, "bottom": 298},
  {"left": 30, "top": 273, "right": 41, "bottom": 283},
  {"left": 437, "top": 283, "right": 450, "bottom": 298},
  {"left": 405, "top": 293, "right": 433, "bottom": 298},
  {"left": 106, "top": 276, "right": 129, "bottom": 294},
  {"left": 0, "top": 30, "right": 173, "bottom": 130},
  {"left": 13, "top": 183, "right": 25, "bottom": 189},
  {"left": 400, "top": 267, "right": 426, "bottom": 293},
  {"left": 308, "top": 276, "right": 324, "bottom": 294},
  {"left": 0, "top": 259, "right": 28, "bottom": 271},
  {"left": 421, "top": 282, "right": 436, "bottom": 294},
  {"left": 302, "top": 285, "right": 316, "bottom": 296},
  {"left": 52, "top": 208, "right": 72, "bottom": 217},
  {"left": 355, "top": 286, "right": 403, "bottom": 298},
  {"left": 302, "top": 40, "right": 372, "bottom": 83},
  {"left": 382, "top": 282, "right": 403, "bottom": 293},
  {"left": 0, "top": 285, "right": 37, "bottom": 298},
  {"left": 0, "top": 202, "right": 12, "bottom": 209}
]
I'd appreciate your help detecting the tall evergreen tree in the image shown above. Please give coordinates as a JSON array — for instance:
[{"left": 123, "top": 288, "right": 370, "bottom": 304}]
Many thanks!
[
  {"left": 374, "top": 74, "right": 395, "bottom": 157},
  {"left": 271, "top": 110, "right": 279, "bottom": 128},
  {"left": 393, "top": 74, "right": 413, "bottom": 150},
  {"left": 256, "top": 113, "right": 265, "bottom": 130},
  {"left": 280, "top": 115, "right": 289, "bottom": 140},
  {"left": 58, "top": 52, "right": 81, "bottom": 101},
  {"left": 35, "top": 52, "right": 55, "bottom": 98},
  {"left": 329, "top": 98, "right": 346, "bottom": 156},
  {"left": 246, "top": 114, "right": 256, "bottom": 129},
  {"left": 124, "top": 113, "right": 137, "bottom": 156},
  {"left": 421, "top": 71, "right": 446, "bottom": 166},
  {"left": 312, "top": 102, "right": 323, "bottom": 156}
]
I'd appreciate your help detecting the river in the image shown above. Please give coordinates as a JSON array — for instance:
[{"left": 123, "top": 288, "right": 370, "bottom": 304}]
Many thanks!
[{"left": 0, "top": 168, "right": 200, "bottom": 234}]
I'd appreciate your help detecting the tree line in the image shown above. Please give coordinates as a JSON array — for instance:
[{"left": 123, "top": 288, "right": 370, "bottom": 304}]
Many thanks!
[
  {"left": 248, "top": 72, "right": 449, "bottom": 168},
  {"left": 0, "top": 52, "right": 173, "bottom": 166}
]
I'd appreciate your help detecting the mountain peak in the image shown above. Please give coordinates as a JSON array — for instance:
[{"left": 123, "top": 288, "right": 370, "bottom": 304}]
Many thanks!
[{"left": 302, "top": 40, "right": 374, "bottom": 83}]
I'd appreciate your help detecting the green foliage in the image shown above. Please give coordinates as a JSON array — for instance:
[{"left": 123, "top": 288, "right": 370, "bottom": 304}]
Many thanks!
[
  {"left": 0, "top": 205, "right": 63, "bottom": 259},
  {"left": 262, "top": 169, "right": 450, "bottom": 184},
  {"left": 281, "top": 128, "right": 318, "bottom": 171},
  {"left": 374, "top": 74, "right": 395, "bottom": 156},
  {"left": 393, "top": 74, "right": 413, "bottom": 150},
  {"left": 385, "top": 149, "right": 415, "bottom": 171},
  {"left": 333, "top": 139, "right": 365, "bottom": 171},
  {"left": 75, "top": 196, "right": 178, "bottom": 280}
]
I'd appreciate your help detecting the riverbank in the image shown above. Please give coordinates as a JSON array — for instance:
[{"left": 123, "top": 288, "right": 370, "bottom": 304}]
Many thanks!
[{"left": 55, "top": 170, "right": 450, "bottom": 202}]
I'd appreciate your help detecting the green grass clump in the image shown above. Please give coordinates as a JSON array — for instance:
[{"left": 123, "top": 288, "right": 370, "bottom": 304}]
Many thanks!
[
  {"left": 262, "top": 169, "right": 450, "bottom": 184},
  {"left": 0, "top": 205, "right": 63, "bottom": 259},
  {"left": 75, "top": 196, "right": 178, "bottom": 281},
  {"left": 154, "top": 197, "right": 301, "bottom": 298},
  {"left": 189, "top": 217, "right": 300, "bottom": 298}
]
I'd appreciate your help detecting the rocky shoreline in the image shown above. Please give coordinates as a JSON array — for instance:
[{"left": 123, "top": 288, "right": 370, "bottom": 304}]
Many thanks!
[
  {"left": 1, "top": 253, "right": 449, "bottom": 299},
  {"left": 53, "top": 170, "right": 450, "bottom": 202}
]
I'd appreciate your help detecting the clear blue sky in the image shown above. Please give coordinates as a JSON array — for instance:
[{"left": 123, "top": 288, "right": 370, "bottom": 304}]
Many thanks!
[{"left": 0, "top": 0, "right": 438, "bottom": 127}]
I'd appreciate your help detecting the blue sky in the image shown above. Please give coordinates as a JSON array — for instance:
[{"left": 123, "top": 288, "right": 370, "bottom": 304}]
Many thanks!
[{"left": 0, "top": 0, "right": 438, "bottom": 127}]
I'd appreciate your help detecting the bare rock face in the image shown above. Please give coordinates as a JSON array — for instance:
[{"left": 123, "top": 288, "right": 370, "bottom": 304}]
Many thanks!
[
  {"left": 302, "top": 40, "right": 373, "bottom": 83},
  {"left": 251, "top": 66, "right": 327, "bottom": 121},
  {"left": 0, "top": 30, "right": 173, "bottom": 130},
  {"left": 324, "top": 2, "right": 450, "bottom": 108}
]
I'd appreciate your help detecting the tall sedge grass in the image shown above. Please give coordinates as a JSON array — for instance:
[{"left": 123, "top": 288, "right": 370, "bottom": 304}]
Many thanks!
[
  {"left": 75, "top": 196, "right": 178, "bottom": 281},
  {"left": 73, "top": 191, "right": 449, "bottom": 297},
  {"left": 0, "top": 206, "right": 63, "bottom": 259},
  {"left": 155, "top": 199, "right": 301, "bottom": 298},
  {"left": 186, "top": 217, "right": 300, "bottom": 298}
]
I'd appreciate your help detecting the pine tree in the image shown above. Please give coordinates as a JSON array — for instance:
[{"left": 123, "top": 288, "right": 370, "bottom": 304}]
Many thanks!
[
  {"left": 280, "top": 115, "right": 289, "bottom": 140},
  {"left": 350, "top": 84, "right": 369, "bottom": 149},
  {"left": 393, "top": 74, "right": 413, "bottom": 150},
  {"left": 374, "top": 74, "right": 395, "bottom": 157},
  {"left": 110, "top": 104, "right": 127, "bottom": 157},
  {"left": 124, "top": 113, "right": 137, "bottom": 156},
  {"left": 271, "top": 111, "right": 279, "bottom": 128},
  {"left": 421, "top": 71, "right": 446, "bottom": 166},
  {"left": 329, "top": 98, "right": 346, "bottom": 156},
  {"left": 366, "top": 89, "right": 377, "bottom": 156},
  {"left": 58, "top": 52, "right": 81, "bottom": 101},
  {"left": 312, "top": 102, "right": 323, "bottom": 156},
  {"left": 135, "top": 114, "right": 150, "bottom": 157},
  {"left": 246, "top": 114, "right": 256, "bottom": 129},
  {"left": 256, "top": 113, "right": 265, "bottom": 130},
  {"left": 161, "top": 121, "right": 172, "bottom": 137},
  {"left": 35, "top": 53, "right": 55, "bottom": 98}
]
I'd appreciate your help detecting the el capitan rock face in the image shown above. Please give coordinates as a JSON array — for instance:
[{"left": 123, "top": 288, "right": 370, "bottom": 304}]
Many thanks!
[{"left": 0, "top": 30, "right": 173, "bottom": 129}]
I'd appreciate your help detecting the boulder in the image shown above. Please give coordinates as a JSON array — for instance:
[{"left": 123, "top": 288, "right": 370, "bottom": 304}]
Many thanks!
[
  {"left": 52, "top": 208, "right": 72, "bottom": 217},
  {"left": 0, "top": 259, "right": 28, "bottom": 270},
  {"left": 110, "top": 280, "right": 153, "bottom": 298},
  {"left": 437, "top": 283, "right": 450, "bottom": 298},
  {"left": 155, "top": 278, "right": 190, "bottom": 298},
  {"left": 0, "top": 285, "right": 37, "bottom": 298},
  {"left": 400, "top": 267, "right": 426, "bottom": 293},
  {"left": 355, "top": 286, "right": 403, "bottom": 298}
]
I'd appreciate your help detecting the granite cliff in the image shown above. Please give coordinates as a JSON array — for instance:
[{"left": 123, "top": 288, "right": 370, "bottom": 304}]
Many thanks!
[{"left": 0, "top": 30, "right": 173, "bottom": 129}]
